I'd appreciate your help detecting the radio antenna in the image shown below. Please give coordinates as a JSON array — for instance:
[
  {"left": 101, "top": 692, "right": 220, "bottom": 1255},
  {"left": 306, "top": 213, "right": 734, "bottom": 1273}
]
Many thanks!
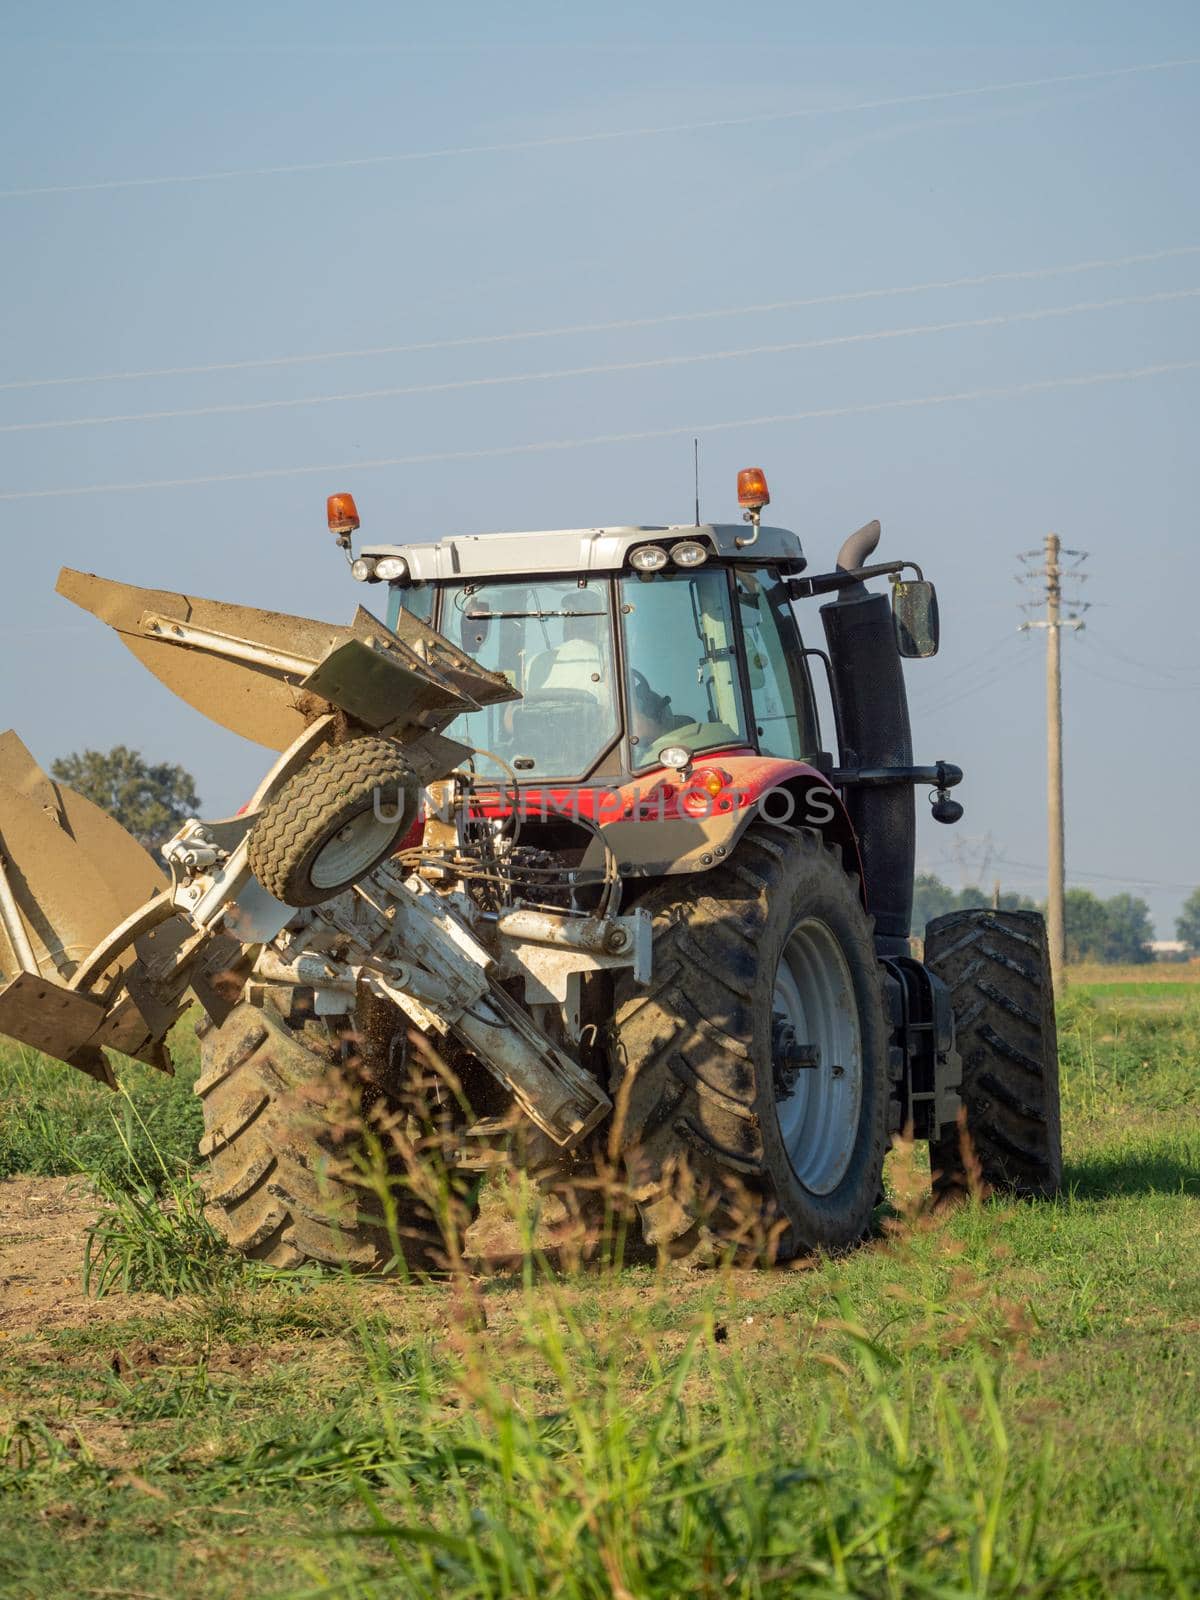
[{"left": 693, "top": 438, "right": 701, "bottom": 526}]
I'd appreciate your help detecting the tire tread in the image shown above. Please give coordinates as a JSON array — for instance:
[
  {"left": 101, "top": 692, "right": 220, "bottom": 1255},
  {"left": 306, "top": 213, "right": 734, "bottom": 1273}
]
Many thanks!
[
  {"left": 924, "top": 908, "right": 1062, "bottom": 1199},
  {"left": 610, "top": 826, "right": 893, "bottom": 1259}
]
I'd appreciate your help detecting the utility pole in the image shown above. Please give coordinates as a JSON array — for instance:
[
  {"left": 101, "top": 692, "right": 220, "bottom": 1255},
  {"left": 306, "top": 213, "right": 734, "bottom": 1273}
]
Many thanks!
[
  {"left": 1044, "top": 534, "right": 1066, "bottom": 990},
  {"left": 1019, "top": 537, "right": 1088, "bottom": 996}
]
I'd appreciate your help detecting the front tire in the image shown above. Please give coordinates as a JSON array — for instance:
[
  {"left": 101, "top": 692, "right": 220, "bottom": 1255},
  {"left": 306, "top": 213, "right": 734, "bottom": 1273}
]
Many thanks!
[{"left": 609, "top": 826, "right": 895, "bottom": 1262}]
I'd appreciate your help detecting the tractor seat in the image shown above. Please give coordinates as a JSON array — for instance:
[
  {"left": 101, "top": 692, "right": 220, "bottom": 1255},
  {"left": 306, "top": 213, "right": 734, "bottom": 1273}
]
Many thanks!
[{"left": 526, "top": 638, "right": 604, "bottom": 698}]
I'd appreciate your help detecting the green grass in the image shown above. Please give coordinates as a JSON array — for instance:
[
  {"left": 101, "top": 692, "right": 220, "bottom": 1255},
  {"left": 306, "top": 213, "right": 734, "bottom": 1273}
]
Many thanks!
[
  {"left": 0, "top": 989, "right": 1197, "bottom": 1598},
  {"left": 1076, "top": 981, "right": 1195, "bottom": 999},
  {"left": 0, "top": 1018, "right": 201, "bottom": 1190}
]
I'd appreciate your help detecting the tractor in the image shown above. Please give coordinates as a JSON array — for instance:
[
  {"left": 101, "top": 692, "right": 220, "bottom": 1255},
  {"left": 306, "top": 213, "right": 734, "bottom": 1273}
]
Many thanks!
[{"left": 0, "top": 467, "right": 1061, "bottom": 1268}]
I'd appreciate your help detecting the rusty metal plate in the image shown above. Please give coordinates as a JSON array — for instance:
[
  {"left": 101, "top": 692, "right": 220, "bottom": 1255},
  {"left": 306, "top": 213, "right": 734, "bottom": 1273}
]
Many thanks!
[
  {"left": 0, "top": 733, "right": 165, "bottom": 951},
  {"left": 0, "top": 734, "right": 166, "bottom": 914},
  {"left": 578, "top": 813, "right": 746, "bottom": 879},
  {"left": 0, "top": 971, "right": 109, "bottom": 1076},
  {"left": 0, "top": 730, "right": 65, "bottom": 825},
  {"left": 394, "top": 730, "right": 474, "bottom": 784},
  {"left": 362, "top": 605, "right": 520, "bottom": 707},
  {"left": 301, "top": 637, "right": 469, "bottom": 730}
]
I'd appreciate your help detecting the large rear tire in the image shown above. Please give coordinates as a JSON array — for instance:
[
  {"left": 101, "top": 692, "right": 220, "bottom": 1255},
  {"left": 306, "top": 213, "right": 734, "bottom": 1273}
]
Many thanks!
[
  {"left": 609, "top": 826, "right": 896, "bottom": 1263},
  {"left": 924, "top": 909, "right": 1062, "bottom": 1199},
  {"left": 195, "top": 997, "right": 461, "bottom": 1271}
]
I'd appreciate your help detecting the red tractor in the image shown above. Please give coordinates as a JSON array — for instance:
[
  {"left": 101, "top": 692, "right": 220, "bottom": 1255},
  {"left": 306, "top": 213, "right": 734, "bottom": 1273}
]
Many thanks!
[{"left": 0, "top": 468, "right": 1060, "bottom": 1267}]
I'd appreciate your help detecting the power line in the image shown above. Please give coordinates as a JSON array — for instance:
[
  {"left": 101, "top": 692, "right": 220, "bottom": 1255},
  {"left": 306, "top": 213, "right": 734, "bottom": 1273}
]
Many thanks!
[
  {"left": 994, "top": 855, "right": 1195, "bottom": 892},
  {"left": 910, "top": 637, "right": 1038, "bottom": 718},
  {"left": 912, "top": 663, "right": 1040, "bottom": 722},
  {"left": 1073, "top": 643, "right": 1200, "bottom": 693},
  {"left": 924, "top": 854, "right": 1195, "bottom": 893},
  {"left": 909, "top": 632, "right": 1022, "bottom": 707},
  {"left": 1078, "top": 626, "right": 1200, "bottom": 684},
  {"left": 909, "top": 631, "right": 1017, "bottom": 699},
  {"left": 6, "top": 244, "right": 1197, "bottom": 394},
  {"left": 7, "top": 286, "right": 1196, "bottom": 437},
  {"left": 2, "top": 358, "right": 1196, "bottom": 502},
  {"left": 3, "top": 56, "right": 1198, "bottom": 200},
  {"left": 3, "top": 357, "right": 1197, "bottom": 503}
]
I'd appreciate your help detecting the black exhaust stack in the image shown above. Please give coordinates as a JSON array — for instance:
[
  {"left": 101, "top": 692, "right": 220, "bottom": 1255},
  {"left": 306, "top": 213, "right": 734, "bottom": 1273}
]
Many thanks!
[{"left": 820, "top": 521, "right": 915, "bottom": 957}]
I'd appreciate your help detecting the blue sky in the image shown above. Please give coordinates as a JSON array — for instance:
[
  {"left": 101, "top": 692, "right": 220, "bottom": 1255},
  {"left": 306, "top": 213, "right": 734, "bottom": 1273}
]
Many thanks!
[{"left": 2, "top": 1, "right": 1197, "bottom": 933}]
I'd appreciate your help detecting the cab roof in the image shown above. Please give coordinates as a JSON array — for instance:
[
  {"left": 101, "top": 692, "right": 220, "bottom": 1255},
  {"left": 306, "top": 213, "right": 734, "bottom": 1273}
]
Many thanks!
[{"left": 360, "top": 523, "right": 806, "bottom": 581}]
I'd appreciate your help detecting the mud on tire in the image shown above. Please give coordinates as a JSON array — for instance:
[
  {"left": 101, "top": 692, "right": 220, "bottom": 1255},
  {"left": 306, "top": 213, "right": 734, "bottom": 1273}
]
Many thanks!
[
  {"left": 608, "top": 825, "right": 896, "bottom": 1263},
  {"left": 924, "top": 909, "right": 1062, "bottom": 1200},
  {"left": 196, "top": 997, "right": 456, "bottom": 1271}
]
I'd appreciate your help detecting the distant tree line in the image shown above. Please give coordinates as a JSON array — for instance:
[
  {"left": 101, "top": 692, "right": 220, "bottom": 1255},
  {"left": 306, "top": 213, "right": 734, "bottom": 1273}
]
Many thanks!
[
  {"left": 1177, "top": 888, "right": 1200, "bottom": 953},
  {"left": 1062, "top": 889, "right": 1154, "bottom": 965},
  {"left": 913, "top": 872, "right": 1158, "bottom": 964}
]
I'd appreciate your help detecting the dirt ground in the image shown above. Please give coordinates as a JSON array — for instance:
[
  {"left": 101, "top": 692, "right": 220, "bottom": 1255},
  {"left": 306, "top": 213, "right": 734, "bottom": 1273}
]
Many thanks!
[
  {"left": 0, "top": 1175, "right": 169, "bottom": 1342},
  {"left": 0, "top": 1173, "right": 619, "bottom": 1351}
]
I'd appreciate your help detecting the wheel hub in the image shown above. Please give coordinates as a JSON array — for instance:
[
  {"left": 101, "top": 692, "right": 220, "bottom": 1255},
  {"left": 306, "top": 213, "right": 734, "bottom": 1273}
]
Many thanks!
[
  {"left": 310, "top": 805, "right": 402, "bottom": 890},
  {"left": 771, "top": 1012, "right": 820, "bottom": 1099},
  {"left": 771, "top": 918, "right": 864, "bottom": 1195}
]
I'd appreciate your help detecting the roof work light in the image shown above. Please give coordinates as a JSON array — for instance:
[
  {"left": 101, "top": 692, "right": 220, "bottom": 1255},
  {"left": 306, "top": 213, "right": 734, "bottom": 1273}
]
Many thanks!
[
  {"left": 327, "top": 492, "right": 360, "bottom": 552},
  {"left": 736, "top": 467, "right": 770, "bottom": 511},
  {"left": 736, "top": 467, "right": 770, "bottom": 549}
]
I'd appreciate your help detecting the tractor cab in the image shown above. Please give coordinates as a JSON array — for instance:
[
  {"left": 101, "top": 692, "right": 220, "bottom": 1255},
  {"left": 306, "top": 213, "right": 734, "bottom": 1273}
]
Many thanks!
[
  {"left": 345, "top": 470, "right": 959, "bottom": 951},
  {"left": 354, "top": 518, "right": 819, "bottom": 787}
]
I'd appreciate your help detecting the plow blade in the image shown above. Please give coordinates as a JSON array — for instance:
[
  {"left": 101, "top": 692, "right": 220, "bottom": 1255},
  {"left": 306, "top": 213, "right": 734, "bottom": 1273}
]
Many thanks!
[
  {"left": 0, "top": 728, "right": 272, "bottom": 1084},
  {"left": 56, "top": 568, "right": 517, "bottom": 752},
  {"left": 0, "top": 734, "right": 202, "bottom": 1082},
  {"left": 0, "top": 732, "right": 165, "bottom": 981}
]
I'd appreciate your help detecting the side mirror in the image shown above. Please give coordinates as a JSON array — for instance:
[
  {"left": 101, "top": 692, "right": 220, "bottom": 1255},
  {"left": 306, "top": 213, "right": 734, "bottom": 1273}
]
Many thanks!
[{"left": 892, "top": 580, "right": 939, "bottom": 658}]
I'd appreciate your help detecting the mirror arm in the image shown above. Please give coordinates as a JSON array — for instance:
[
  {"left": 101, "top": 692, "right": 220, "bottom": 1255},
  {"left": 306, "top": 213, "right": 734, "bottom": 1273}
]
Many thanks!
[
  {"left": 787, "top": 558, "right": 924, "bottom": 598},
  {"left": 833, "top": 760, "right": 962, "bottom": 790}
]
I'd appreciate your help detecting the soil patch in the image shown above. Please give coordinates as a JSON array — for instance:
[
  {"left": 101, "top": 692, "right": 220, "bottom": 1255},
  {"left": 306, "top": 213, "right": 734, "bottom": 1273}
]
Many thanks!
[{"left": 0, "top": 1175, "right": 170, "bottom": 1340}]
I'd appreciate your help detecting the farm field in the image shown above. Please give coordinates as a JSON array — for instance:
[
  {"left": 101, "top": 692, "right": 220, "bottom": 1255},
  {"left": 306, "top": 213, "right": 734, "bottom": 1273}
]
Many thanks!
[{"left": 1, "top": 968, "right": 1197, "bottom": 1599}]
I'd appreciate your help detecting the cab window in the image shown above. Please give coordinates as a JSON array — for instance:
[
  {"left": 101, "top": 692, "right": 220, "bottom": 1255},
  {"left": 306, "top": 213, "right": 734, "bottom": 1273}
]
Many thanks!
[
  {"left": 386, "top": 583, "right": 434, "bottom": 629},
  {"left": 440, "top": 578, "right": 619, "bottom": 780},
  {"left": 735, "top": 569, "right": 819, "bottom": 759},
  {"left": 619, "top": 568, "right": 751, "bottom": 769}
]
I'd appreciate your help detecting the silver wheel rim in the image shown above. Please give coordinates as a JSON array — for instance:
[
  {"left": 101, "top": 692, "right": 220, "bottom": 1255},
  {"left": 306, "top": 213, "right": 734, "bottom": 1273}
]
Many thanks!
[
  {"left": 772, "top": 918, "right": 864, "bottom": 1195},
  {"left": 310, "top": 807, "right": 401, "bottom": 890}
]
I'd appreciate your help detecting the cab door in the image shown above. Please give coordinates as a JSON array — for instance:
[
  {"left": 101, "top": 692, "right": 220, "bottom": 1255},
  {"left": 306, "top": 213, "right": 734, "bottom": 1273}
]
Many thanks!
[{"left": 734, "top": 568, "right": 821, "bottom": 760}]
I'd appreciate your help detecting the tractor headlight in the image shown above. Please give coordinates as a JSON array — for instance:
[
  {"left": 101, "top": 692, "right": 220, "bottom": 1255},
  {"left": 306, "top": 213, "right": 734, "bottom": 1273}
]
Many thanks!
[
  {"left": 629, "top": 545, "right": 669, "bottom": 572},
  {"left": 659, "top": 745, "right": 690, "bottom": 771},
  {"left": 374, "top": 556, "right": 409, "bottom": 582},
  {"left": 669, "top": 539, "right": 708, "bottom": 568},
  {"left": 351, "top": 556, "right": 378, "bottom": 582}
]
